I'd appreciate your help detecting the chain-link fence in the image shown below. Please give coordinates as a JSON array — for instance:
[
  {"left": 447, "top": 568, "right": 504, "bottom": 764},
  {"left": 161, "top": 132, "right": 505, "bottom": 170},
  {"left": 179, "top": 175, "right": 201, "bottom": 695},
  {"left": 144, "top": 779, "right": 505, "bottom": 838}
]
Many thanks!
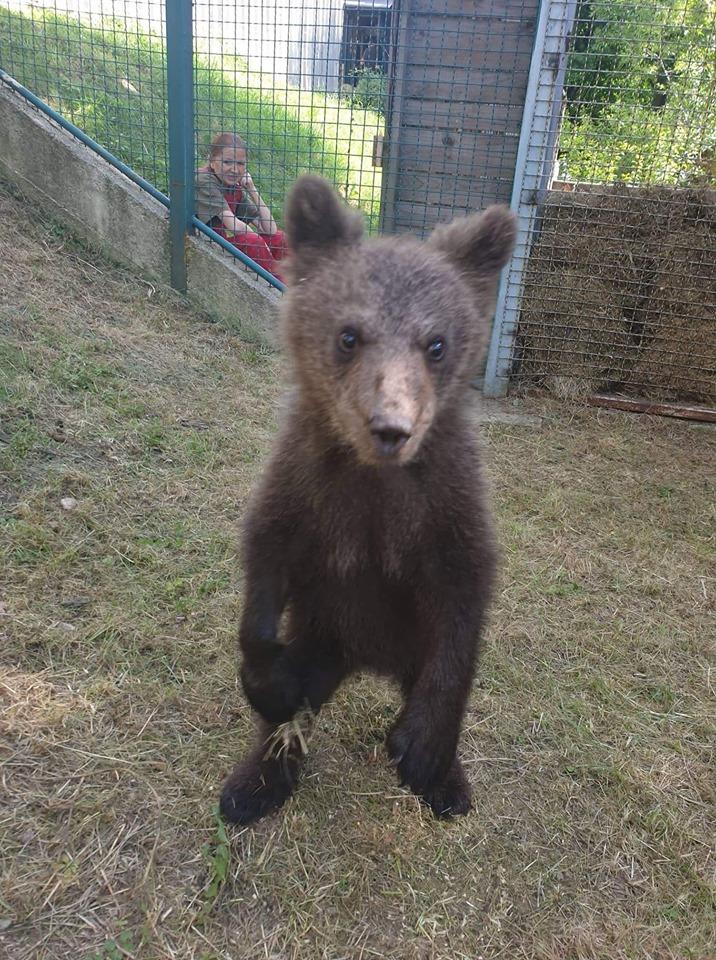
[
  {"left": 1, "top": 0, "right": 714, "bottom": 403},
  {"left": 0, "top": 1, "right": 543, "bottom": 290}
]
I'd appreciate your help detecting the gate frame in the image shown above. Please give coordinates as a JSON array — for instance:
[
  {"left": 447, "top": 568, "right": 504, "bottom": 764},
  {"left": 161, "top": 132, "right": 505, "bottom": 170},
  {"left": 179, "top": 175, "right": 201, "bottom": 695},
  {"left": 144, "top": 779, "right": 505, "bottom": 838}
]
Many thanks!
[{"left": 482, "top": 0, "right": 578, "bottom": 398}]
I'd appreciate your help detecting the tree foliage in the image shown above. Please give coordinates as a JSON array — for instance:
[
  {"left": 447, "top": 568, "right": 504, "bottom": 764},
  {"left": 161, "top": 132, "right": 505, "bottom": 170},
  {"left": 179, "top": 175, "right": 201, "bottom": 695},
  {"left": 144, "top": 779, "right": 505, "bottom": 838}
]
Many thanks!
[{"left": 559, "top": 0, "right": 716, "bottom": 183}]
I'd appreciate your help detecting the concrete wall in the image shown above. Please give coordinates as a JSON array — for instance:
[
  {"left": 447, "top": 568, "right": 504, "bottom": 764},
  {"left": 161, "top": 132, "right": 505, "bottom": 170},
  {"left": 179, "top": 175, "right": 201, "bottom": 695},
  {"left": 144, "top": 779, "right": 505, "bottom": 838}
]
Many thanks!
[{"left": 0, "top": 83, "right": 280, "bottom": 346}]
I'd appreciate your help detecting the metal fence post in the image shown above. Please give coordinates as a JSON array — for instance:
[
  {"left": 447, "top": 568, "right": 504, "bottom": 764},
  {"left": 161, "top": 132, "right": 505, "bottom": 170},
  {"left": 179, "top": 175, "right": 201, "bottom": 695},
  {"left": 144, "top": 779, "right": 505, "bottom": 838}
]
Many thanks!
[
  {"left": 482, "top": 0, "right": 577, "bottom": 398},
  {"left": 166, "top": 0, "right": 194, "bottom": 293}
]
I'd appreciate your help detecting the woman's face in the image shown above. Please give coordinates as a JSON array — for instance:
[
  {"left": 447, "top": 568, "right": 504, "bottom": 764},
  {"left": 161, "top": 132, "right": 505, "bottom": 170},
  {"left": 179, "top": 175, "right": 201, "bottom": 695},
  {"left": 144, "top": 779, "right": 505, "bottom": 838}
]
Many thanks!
[{"left": 210, "top": 147, "right": 247, "bottom": 186}]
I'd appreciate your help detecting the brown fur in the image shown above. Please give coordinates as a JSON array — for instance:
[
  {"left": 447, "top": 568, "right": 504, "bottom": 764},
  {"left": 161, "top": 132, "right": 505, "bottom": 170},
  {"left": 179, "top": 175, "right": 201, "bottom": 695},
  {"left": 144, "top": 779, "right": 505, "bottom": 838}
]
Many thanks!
[{"left": 220, "top": 176, "right": 516, "bottom": 824}]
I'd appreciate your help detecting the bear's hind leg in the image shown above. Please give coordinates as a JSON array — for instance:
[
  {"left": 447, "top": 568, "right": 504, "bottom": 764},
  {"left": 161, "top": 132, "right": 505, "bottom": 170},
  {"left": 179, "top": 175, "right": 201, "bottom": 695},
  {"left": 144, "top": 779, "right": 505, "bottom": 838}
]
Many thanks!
[
  {"left": 387, "top": 716, "right": 473, "bottom": 820},
  {"left": 387, "top": 670, "right": 474, "bottom": 819}
]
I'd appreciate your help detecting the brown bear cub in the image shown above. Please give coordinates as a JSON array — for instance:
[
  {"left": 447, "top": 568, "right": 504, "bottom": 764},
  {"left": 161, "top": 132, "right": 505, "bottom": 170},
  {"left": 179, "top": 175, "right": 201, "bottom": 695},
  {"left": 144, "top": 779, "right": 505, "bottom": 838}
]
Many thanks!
[{"left": 220, "top": 175, "right": 516, "bottom": 825}]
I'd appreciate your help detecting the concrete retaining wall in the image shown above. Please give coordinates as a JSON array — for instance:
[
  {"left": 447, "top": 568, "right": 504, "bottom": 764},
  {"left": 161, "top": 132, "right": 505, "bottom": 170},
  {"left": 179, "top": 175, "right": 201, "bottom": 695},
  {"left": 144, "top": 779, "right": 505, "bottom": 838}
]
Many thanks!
[{"left": 0, "top": 83, "right": 280, "bottom": 345}]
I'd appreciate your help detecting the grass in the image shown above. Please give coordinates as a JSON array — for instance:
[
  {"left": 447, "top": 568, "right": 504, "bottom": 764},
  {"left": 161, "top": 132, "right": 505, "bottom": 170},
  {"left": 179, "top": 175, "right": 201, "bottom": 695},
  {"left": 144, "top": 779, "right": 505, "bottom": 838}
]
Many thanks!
[
  {"left": 1, "top": 180, "right": 715, "bottom": 959},
  {"left": 0, "top": 5, "right": 383, "bottom": 227}
]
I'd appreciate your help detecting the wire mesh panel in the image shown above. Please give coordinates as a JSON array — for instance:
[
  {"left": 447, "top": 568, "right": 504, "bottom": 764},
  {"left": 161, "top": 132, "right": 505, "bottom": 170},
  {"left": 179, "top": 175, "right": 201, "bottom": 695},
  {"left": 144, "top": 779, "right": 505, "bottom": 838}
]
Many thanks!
[
  {"left": 189, "top": 0, "right": 543, "bottom": 283},
  {"left": 191, "top": 0, "right": 387, "bottom": 273},
  {"left": 497, "top": 0, "right": 716, "bottom": 405},
  {"left": 0, "top": 1, "right": 169, "bottom": 192},
  {"left": 3, "top": 1, "right": 712, "bottom": 405},
  {"left": 1, "top": 0, "right": 541, "bottom": 292}
]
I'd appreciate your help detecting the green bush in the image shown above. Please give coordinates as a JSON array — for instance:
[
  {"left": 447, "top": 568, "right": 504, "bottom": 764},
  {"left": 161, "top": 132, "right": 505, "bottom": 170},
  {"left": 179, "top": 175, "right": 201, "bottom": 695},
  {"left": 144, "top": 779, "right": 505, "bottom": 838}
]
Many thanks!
[
  {"left": 348, "top": 69, "right": 388, "bottom": 117},
  {"left": 559, "top": 0, "right": 715, "bottom": 185}
]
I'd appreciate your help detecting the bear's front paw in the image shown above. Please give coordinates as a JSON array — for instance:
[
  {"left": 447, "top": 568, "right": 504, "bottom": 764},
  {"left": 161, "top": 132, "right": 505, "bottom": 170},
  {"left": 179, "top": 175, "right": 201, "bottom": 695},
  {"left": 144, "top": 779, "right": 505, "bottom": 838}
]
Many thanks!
[
  {"left": 387, "top": 719, "right": 451, "bottom": 795},
  {"left": 421, "top": 760, "right": 472, "bottom": 819},
  {"left": 220, "top": 752, "right": 300, "bottom": 825},
  {"left": 241, "top": 651, "right": 304, "bottom": 724}
]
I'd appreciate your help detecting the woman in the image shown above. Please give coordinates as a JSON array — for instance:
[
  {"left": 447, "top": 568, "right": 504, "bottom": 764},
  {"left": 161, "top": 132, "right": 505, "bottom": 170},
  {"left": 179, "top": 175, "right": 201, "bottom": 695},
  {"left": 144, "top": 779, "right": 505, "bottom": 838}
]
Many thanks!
[{"left": 195, "top": 133, "right": 288, "bottom": 283}]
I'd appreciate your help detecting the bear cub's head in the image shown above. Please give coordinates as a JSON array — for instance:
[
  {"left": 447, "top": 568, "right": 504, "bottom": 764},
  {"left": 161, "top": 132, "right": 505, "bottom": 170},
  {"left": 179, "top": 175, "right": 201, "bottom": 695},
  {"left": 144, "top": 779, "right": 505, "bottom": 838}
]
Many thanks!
[{"left": 282, "top": 175, "right": 516, "bottom": 467}]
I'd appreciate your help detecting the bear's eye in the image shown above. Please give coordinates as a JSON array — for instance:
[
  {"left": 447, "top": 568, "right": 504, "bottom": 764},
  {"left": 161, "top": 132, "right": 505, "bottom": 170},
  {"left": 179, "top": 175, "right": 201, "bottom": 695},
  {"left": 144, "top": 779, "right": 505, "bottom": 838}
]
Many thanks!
[
  {"left": 338, "top": 328, "right": 359, "bottom": 354},
  {"left": 426, "top": 337, "right": 446, "bottom": 362}
]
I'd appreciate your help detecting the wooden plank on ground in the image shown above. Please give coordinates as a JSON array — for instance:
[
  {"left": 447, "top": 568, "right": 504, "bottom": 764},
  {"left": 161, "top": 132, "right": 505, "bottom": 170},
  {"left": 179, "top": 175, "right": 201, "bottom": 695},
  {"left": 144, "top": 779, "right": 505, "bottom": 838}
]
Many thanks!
[{"left": 587, "top": 395, "right": 716, "bottom": 423}]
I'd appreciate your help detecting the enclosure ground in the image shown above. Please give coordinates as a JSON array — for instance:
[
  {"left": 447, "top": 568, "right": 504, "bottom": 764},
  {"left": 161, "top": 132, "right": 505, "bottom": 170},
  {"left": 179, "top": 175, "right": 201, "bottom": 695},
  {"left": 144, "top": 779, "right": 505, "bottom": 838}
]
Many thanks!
[{"left": 1, "top": 182, "right": 714, "bottom": 960}]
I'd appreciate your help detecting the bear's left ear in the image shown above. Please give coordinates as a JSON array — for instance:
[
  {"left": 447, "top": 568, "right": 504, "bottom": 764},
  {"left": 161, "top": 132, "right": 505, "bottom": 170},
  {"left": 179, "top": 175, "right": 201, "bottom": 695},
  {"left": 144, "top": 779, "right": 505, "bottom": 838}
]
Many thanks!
[
  {"left": 427, "top": 205, "right": 516, "bottom": 308},
  {"left": 285, "top": 175, "right": 364, "bottom": 274}
]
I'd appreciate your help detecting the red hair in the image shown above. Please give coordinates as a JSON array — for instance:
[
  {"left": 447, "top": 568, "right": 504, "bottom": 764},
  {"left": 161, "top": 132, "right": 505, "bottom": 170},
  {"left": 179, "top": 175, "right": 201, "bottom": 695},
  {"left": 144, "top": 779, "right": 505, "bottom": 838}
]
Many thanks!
[{"left": 208, "top": 132, "right": 248, "bottom": 160}]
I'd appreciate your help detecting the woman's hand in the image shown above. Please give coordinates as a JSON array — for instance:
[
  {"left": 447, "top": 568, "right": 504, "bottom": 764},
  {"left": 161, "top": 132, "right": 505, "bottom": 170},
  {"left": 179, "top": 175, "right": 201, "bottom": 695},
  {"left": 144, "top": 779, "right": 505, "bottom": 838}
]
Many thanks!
[
  {"left": 241, "top": 172, "right": 278, "bottom": 236},
  {"left": 220, "top": 208, "right": 251, "bottom": 234},
  {"left": 240, "top": 171, "right": 257, "bottom": 196}
]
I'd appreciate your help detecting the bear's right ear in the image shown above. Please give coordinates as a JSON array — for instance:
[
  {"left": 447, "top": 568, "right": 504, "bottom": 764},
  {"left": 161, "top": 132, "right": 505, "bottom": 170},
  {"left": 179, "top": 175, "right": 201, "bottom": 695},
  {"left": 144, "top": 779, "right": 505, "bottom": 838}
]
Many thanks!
[
  {"left": 285, "top": 175, "right": 363, "bottom": 268},
  {"left": 427, "top": 205, "right": 516, "bottom": 313}
]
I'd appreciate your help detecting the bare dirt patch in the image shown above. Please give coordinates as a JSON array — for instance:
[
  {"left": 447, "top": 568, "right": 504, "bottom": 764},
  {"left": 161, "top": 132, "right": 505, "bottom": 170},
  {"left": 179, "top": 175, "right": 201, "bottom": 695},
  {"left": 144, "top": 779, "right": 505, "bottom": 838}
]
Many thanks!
[{"left": 1, "top": 181, "right": 714, "bottom": 959}]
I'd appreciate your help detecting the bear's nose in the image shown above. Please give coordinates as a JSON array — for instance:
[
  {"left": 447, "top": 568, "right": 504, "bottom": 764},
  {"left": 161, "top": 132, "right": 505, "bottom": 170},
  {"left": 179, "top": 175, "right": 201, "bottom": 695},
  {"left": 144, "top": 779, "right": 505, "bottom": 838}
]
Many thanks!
[{"left": 369, "top": 417, "right": 412, "bottom": 458}]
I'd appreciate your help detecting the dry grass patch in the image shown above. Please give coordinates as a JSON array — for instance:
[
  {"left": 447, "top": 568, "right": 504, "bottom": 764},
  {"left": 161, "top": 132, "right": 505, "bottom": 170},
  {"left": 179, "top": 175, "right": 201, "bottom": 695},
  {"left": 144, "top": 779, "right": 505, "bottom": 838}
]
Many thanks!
[
  {"left": 518, "top": 271, "right": 636, "bottom": 398},
  {"left": 518, "top": 186, "right": 716, "bottom": 403},
  {"left": 1, "top": 180, "right": 714, "bottom": 959},
  {"left": 634, "top": 229, "right": 716, "bottom": 401}
]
